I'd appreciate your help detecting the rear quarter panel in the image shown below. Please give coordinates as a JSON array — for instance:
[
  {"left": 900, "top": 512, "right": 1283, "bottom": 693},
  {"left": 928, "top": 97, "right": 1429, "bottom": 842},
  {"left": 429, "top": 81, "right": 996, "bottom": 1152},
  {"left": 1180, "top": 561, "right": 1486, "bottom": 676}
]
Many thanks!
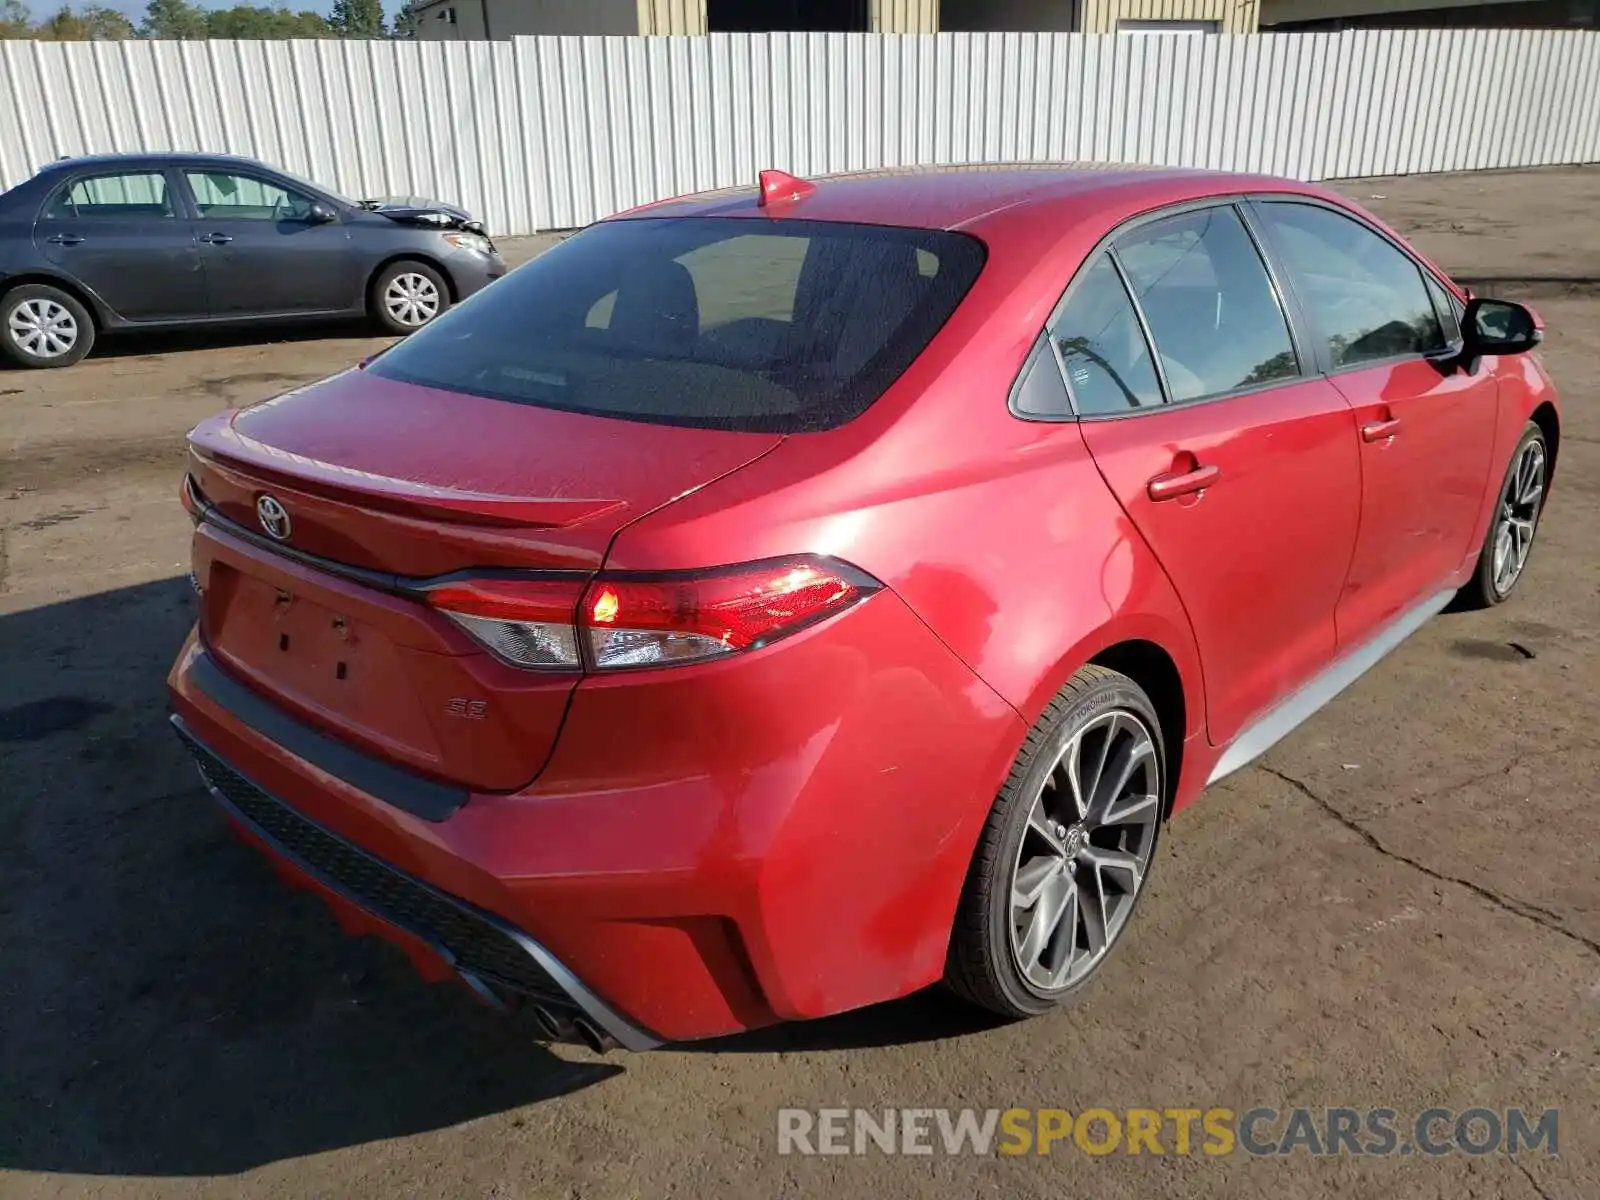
[
  {"left": 0, "top": 177, "right": 117, "bottom": 324},
  {"left": 592, "top": 404, "right": 1211, "bottom": 1021}
]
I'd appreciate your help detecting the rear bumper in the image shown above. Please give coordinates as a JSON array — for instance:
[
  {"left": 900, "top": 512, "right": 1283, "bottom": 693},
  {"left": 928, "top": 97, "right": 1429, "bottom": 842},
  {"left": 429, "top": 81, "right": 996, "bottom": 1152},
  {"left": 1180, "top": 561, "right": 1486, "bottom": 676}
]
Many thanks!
[
  {"left": 171, "top": 713, "right": 658, "bottom": 1049},
  {"left": 167, "top": 589, "right": 1023, "bottom": 1043}
]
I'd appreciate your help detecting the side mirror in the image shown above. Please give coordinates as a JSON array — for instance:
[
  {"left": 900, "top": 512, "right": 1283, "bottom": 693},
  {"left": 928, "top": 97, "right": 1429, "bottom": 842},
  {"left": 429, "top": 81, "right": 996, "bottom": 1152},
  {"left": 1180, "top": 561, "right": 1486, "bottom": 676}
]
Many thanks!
[
  {"left": 1459, "top": 297, "right": 1541, "bottom": 375},
  {"left": 307, "top": 201, "right": 338, "bottom": 224},
  {"left": 1465, "top": 297, "right": 1542, "bottom": 353}
]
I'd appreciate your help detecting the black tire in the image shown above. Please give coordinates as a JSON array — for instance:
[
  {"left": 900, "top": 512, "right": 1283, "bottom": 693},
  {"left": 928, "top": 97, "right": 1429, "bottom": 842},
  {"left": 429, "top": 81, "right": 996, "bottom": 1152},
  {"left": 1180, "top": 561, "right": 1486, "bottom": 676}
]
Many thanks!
[
  {"left": 369, "top": 260, "right": 450, "bottom": 335},
  {"left": 1, "top": 283, "right": 95, "bottom": 368},
  {"left": 946, "top": 665, "right": 1166, "bottom": 1020},
  {"left": 1457, "top": 422, "right": 1549, "bottom": 610}
]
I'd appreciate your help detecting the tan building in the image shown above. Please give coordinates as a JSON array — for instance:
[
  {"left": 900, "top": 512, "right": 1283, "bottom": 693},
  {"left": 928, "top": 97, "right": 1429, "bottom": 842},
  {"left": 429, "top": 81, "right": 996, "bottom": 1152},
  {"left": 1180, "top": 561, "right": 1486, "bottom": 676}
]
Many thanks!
[
  {"left": 941, "top": 1, "right": 1259, "bottom": 33},
  {"left": 1259, "top": 0, "right": 1596, "bottom": 28},
  {"left": 413, "top": 0, "right": 650, "bottom": 40},
  {"left": 410, "top": 0, "right": 1591, "bottom": 40},
  {"left": 410, "top": 0, "right": 935, "bottom": 38}
]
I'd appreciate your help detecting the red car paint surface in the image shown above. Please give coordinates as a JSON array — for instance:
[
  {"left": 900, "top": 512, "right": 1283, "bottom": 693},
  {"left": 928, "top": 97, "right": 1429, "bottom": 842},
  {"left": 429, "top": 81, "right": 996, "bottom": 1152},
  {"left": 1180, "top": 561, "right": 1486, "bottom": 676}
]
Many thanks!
[{"left": 168, "top": 165, "right": 1560, "bottom": 1044}]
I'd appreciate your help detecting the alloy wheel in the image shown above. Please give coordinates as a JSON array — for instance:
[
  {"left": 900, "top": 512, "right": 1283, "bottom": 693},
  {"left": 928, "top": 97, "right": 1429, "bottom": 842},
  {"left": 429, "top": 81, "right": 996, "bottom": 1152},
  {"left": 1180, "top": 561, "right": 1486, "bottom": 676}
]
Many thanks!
[
  {"left": 7, "top": 298, "right": 79, "bottom": 359},
  {"left": 383, "top": 272, "right": 441, "bottom": 328},
  {"left": 1492, "top": 439, "right": 1546, "bottom": 596},
  {"left": 1008, "top": 710, "right": 1161, "bottom": 992}
]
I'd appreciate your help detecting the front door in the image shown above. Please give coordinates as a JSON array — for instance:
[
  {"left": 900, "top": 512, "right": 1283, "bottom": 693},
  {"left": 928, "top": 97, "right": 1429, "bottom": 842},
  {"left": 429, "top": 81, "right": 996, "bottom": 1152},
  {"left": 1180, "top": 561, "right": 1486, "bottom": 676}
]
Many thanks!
[
  {"left": 1253, "top": 201, "right": 1501, "bottom": 648},
  {"left": 1060, "top": 204, "right": 1363, "bottom": 747},
  {"left": 32, "top": 168, "right": 206, "bottom": 321},
  {"left": 180, "top": 169, "right": 358, "bottom": 316}
]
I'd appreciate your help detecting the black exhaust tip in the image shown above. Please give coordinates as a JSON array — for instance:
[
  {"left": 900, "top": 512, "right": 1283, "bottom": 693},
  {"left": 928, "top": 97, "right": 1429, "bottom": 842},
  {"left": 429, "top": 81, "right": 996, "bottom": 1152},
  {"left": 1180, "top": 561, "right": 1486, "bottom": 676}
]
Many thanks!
[
  {"left": 572, "top": 1016, "right": 616, "bottom": 1054},
  {"left": 529, "top": 1004, "right": 562, "bottom": 1039}
]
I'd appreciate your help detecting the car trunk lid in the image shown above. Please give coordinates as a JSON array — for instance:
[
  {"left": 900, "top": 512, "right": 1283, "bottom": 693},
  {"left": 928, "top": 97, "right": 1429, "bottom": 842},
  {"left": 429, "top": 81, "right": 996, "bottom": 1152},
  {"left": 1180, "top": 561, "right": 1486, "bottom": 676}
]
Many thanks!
[
  {"left": 185, "top": 369, "right": 783, "bottom": 792},
  {"left": 188, "top": 368, "right": 783, "bottom": 575}
]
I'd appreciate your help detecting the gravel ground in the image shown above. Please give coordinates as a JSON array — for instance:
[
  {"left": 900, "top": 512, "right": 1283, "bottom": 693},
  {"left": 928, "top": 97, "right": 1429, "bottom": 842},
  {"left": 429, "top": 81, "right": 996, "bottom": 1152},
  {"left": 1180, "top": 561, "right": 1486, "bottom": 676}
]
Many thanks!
[{"left": 1, "top": 166, "right": 1597, "bottom": 1199}]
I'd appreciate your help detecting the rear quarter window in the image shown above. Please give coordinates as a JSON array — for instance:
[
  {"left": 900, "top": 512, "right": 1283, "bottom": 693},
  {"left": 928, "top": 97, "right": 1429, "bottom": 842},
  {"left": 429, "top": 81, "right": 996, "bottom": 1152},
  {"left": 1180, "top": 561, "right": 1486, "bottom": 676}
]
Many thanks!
[{"left": 369, "top": 217, "right": 986, "bottom": 433}]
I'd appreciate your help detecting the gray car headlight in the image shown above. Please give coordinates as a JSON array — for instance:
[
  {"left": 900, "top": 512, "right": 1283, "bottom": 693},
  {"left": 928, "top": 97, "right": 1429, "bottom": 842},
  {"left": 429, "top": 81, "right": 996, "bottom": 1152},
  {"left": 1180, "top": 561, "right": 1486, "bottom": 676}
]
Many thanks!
[{"left": 443, "top": 232, "right": 493, "bottom": 256}]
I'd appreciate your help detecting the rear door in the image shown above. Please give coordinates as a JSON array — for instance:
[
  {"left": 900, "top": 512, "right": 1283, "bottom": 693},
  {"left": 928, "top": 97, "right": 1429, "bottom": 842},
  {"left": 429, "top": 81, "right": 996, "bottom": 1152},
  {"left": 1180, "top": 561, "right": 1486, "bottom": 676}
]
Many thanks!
[
  {"left": 1065, "top": 203, "right": 1362, "bottom": 747},
  {"left": 32, "top": 167, "right": 207, "bottom": 320},
  {"left": 1252, "top": 200, "right": 1500, "bottom": 649},
  {"left": 180, "top": 168, "right": 358, "bottom": 315}
]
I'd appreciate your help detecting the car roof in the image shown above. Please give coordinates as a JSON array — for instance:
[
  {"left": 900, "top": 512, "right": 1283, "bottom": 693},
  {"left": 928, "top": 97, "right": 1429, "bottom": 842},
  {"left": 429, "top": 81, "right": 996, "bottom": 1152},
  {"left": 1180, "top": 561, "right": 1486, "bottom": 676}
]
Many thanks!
[
  {"left": 35, "top": 151, "right": 275, "bottom": 175},
  {"left": 614, "top": 162, "right": 1331, "bottom": 235}
]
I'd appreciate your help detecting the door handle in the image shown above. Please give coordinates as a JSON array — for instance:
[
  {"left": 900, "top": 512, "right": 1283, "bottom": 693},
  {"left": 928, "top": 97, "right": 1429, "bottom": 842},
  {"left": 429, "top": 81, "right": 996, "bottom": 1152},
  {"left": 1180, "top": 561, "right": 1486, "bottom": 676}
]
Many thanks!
[
  {"left": 1361, "top": 416, "right": 1402, "bottom": 443},
  {"left": 46, "top": 233, "right": 85, "bottom": 246},
  {"left": 1147, "top": 463, "right": 1221, "bottom": 502},
  {"left": 199, "top": 232, "right": 234, "bottom": 245}
]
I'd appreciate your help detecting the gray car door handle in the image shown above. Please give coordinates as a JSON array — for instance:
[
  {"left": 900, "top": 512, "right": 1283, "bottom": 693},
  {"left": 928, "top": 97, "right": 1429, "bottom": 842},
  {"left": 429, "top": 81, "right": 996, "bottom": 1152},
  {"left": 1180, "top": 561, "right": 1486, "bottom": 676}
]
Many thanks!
[
  {"left": 199, "top": 233, "right": 234, "bottom": 245},
  {"left": 46, "top": 233, "right": 85, "bottom": 246}
]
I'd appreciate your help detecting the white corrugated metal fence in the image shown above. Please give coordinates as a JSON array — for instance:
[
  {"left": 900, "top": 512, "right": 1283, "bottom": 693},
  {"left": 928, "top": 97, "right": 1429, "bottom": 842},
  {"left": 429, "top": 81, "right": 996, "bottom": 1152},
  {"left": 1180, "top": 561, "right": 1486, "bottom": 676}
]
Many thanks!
[{"left": 2, "top": 30, "right": 1598, "bottom": 236}]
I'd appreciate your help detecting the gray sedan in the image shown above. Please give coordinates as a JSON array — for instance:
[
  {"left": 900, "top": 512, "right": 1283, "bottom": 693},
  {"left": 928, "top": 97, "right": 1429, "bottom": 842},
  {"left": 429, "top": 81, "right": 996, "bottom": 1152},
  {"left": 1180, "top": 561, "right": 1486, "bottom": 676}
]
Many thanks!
[{"left": 0, "top": 152, "right": 506, "bottom": 368}]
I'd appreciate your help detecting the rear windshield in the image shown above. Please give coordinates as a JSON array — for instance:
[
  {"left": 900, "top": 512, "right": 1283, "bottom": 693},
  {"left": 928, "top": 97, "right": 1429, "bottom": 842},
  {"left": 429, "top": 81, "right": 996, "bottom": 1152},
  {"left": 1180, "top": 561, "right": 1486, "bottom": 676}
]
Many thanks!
[{"left": 369, "top": 216, "right": 986, "bottom": 433}]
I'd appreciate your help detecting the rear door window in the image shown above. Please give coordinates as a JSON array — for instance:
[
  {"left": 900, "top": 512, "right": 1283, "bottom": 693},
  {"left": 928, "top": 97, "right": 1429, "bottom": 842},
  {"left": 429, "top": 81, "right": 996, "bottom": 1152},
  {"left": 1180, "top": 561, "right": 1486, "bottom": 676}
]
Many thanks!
[
  {"left": 370, "top": 217, "right": 986, "bottom": 433},
  {"left": 45, "top": 171, "right": 175, "bottom": 220},
  {"left": 1114, "top": 205, "right": 1300, "bottom": 402}
]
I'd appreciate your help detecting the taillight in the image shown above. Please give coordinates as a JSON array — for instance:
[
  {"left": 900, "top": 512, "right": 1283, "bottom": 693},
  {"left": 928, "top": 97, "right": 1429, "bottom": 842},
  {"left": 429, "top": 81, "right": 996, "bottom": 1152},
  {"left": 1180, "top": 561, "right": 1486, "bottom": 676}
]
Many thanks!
[
  {"left": 425, "top": 578, "right": 584, "bottom": 669},
  {"left": 423, "top": 557, "right": 879, "bottom": 672},
  {"left": 181, "top": 473, "right": 205, "bottom": 523},
  {"left": 583, "top": 557, "right": 879, "bottom": 669}
]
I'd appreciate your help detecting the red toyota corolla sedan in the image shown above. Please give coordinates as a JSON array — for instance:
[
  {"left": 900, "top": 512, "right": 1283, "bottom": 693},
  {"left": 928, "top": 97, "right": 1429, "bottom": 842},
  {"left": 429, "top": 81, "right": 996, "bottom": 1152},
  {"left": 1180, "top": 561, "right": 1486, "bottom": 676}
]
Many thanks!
[{"left": 168, "top": 164, "right": 1560, "bottom": 1050}]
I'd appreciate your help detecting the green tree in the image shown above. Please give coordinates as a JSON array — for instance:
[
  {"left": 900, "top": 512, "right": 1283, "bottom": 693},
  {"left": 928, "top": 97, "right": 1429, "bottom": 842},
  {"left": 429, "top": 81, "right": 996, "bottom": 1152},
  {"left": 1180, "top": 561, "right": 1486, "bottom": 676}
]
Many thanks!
[
  {"left": 327, "top": 0, "right": 383, "bottom": 37},
  {"left": 34, "top": 4, "right": 139, "bottom": 38},
  {"left": 206, "top": 5, "right": 333, "bottom": 37},
  {"left": 391, "top": 0, "right": 419, "bottom": 38},
  {"left": 276, "top": 7, "right": 337, "bottom": 37},
  {"left": 140, "top": 0, "right": 207, "bottom": 38},
  {"left": 0, "top": 0, "right": 33, "bottom": 38}
]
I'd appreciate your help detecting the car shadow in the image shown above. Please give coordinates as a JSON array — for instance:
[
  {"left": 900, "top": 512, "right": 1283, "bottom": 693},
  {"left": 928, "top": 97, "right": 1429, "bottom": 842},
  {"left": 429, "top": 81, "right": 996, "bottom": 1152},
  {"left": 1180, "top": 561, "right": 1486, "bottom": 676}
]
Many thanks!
[
  {"left": 683, "top": 988, "right": 1012, "bottom": 1054},
  {"left": 0, "top": 575, "right": 1005, "bottom": 1178},
  {"left": 0, "top": 577, "right": 617, "bottom": 1178},
  {"left": 80, "top": 318, "right": 386, "bottom": 361},
  {"left": 0, "top": 319, "right": 384, "bottom": 371}
]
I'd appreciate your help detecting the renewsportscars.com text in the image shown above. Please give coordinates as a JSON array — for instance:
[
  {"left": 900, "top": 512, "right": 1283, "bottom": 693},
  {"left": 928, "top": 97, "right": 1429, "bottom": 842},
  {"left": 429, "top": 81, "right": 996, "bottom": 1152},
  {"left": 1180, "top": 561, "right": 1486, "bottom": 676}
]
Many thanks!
[{"left": 776, "top": 1106, "right": 1559, "bottom": 1158}]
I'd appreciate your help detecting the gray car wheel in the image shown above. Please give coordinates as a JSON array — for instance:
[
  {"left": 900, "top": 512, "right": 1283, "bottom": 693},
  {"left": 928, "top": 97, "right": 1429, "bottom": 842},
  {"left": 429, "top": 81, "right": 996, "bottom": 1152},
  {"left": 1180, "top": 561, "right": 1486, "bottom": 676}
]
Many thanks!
[
  {"left": 2, "top": 283, "right": 95, "bottom": 368},
  {"left": 372, "top": 260, "right": 449, "bottom": 335}
]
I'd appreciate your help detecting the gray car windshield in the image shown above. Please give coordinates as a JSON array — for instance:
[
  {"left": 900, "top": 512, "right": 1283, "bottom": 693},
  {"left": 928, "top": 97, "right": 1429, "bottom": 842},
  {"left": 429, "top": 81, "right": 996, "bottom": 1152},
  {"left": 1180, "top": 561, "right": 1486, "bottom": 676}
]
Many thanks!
[
  {"left": 368, "top": 216, "right": 986, "bottom": 433},
  {"left": 276, "top": 168, "right": 357, "bottom": 208}
]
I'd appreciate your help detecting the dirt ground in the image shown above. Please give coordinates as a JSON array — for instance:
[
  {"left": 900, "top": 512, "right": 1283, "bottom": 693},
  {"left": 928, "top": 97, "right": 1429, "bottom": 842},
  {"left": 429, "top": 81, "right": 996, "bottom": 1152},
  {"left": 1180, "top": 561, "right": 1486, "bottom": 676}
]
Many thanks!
[{"left": 2, "top": 167, "right": 1597, "bottom": 1199}]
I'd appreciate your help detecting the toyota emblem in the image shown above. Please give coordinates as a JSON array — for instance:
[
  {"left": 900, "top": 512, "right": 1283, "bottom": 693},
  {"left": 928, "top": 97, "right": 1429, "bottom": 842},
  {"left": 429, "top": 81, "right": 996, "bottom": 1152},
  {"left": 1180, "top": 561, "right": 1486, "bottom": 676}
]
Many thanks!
[{"left": 256, "top": 494, "right": 292, "bottom": 541}]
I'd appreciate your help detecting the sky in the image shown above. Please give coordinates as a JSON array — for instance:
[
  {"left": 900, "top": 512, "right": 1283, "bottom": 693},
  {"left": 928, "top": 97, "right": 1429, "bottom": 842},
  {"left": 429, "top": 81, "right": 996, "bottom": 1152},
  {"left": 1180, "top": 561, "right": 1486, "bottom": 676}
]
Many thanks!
[{"left": 24, "top": 0, "right": 404, "bottom": 21}]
